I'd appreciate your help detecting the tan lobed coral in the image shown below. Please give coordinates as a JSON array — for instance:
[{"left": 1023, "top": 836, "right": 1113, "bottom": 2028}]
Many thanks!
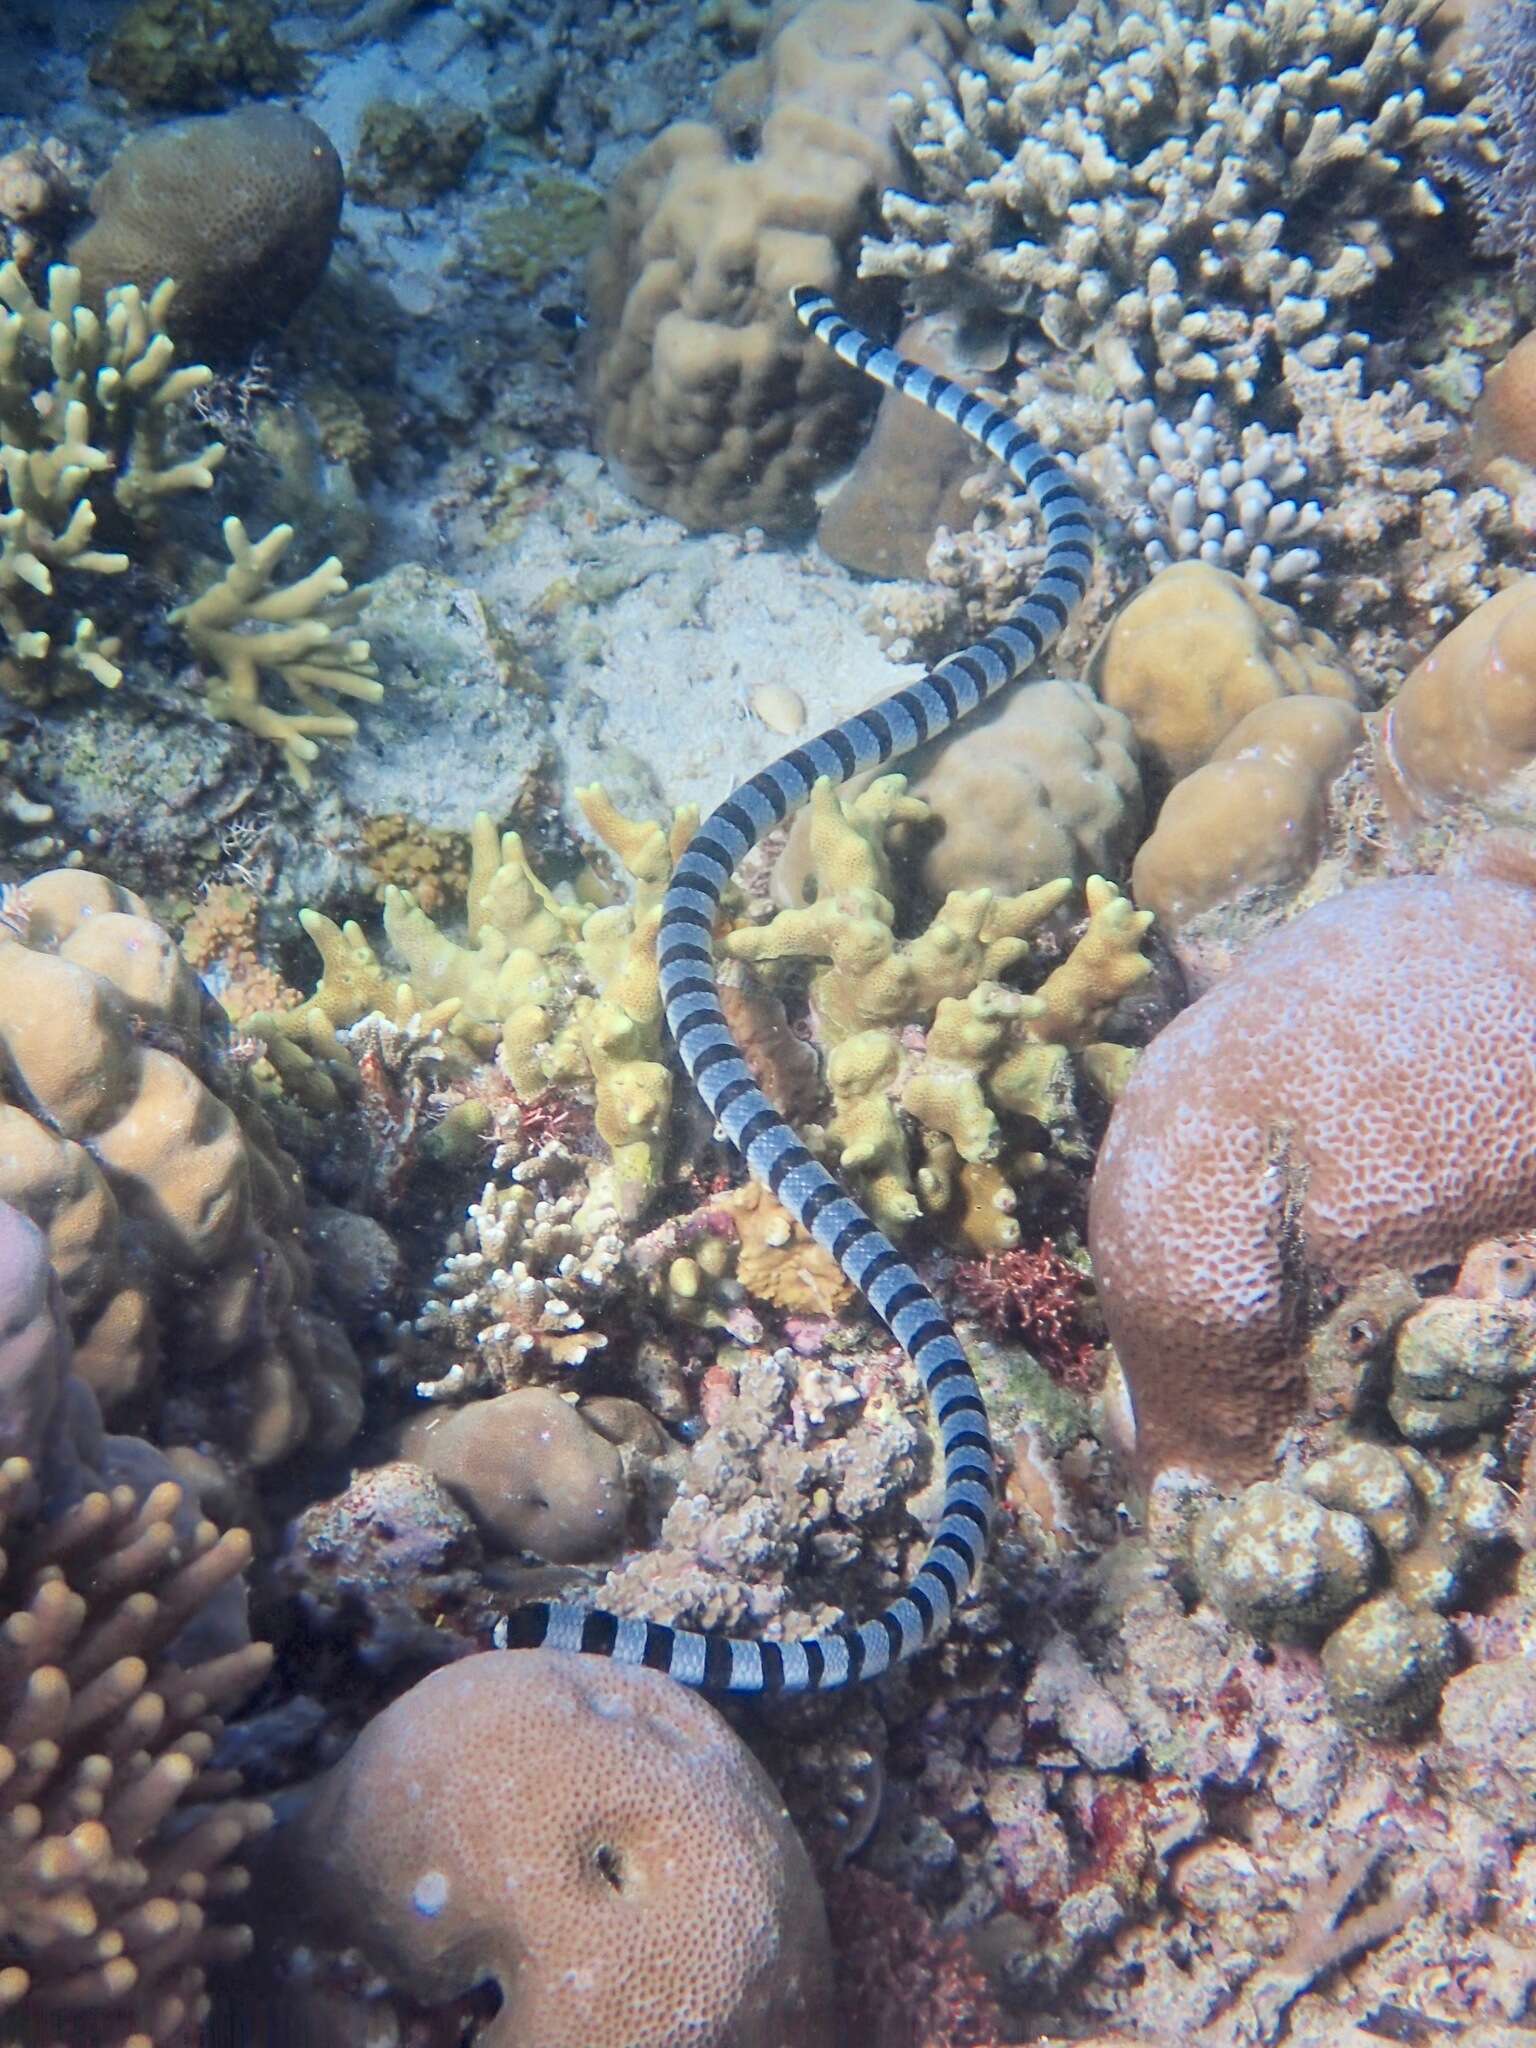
[
  {"left": 67, "top": 107, "right": 343, "bottom": 352},
  {"left": 0, "top": 1454, "right": 273, "bottom": 2044},
  {"left": 1087, "top": 562, "right": 1361, "bottom": 788},
  {"left": 396, "top": 1386, "right": 665, "bottom": 1563},
  {"left": 1089, "top": 857, "right": 1536, "bottom": 1484},
  {"left": 1130, "top": 693, "right": 1365, "bottom": 929},
  {"left": 0, "top": 867, "right": 360, "bottom": 1478},
  {"left": 775, "top": 676, "right": 1143, "bottom": 906},
  {"left": 1377, "top": 574, "right": 1536, "bottom": 818},
  {"left": 587, "top": 0, "right": 967, "bottom": 532},
  {"left": 270, "top": 1649, "right": 835, "bottom": 2048}
]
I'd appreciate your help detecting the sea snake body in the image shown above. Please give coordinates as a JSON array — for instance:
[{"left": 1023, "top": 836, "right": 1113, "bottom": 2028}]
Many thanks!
[{"left": 501, "top": 288, "right": 1095, "bottom": 1693}]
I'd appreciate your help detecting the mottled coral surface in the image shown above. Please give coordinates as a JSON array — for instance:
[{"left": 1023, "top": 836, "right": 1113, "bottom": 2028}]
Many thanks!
[{"left": 1089, "top": 858, "right": 1536, "bottom": 1482}]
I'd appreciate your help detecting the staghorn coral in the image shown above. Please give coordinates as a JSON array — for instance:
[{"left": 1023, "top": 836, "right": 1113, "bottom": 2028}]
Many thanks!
[
  {"left": 405, "top": 1140, "right": 625, "bottom": 1400},
  {"left": 1089, "top": 857, "right": 1536, "bottom": 1483},
  {"left": 68, "top": 108, "right": 344, "bottom": 353},
  {"left": 268, "top": 1649, "right": 835, "bottom": 2048},
  {"left": 0, "top": 1457, "right": 273, "bottom": 2043},
  {"left": 0, "top": 261, "right": 225, "bottom": 704},
  {"left": 0, "top": 866, "right": 360, "bottom": 1478},
  {"left": 731, "top": 771, "right": 1151, "bottom": 1247},
  {"left": 588, "top": 0, "right": 967, "bottom": 531}
]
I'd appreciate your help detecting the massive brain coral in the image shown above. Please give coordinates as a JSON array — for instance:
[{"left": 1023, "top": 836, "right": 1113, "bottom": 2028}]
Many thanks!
[
  {"left": 271, "top": 1649, "right": 835, "bottom": 2047},
  {"left": 0, "top": 868, "right": 360, "bottom": 1482},
  {"left": 588, "top": 0, "right": 966, "bottom": 531},
  {"left": 1088, "top": 856, "right": 1536, "bottom": 1484}
]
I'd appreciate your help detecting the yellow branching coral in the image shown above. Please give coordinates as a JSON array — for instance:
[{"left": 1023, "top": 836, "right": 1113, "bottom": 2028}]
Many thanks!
[
  {"left": 728, "top": 774, "right": 1155, "bottom": 1250},
  {"left": 262, "top": 795, "right": 699, "bottom": 1214},
  {"left": 0, "top": 261, "right": 224, "bottom": 699},
  {"left": 0, "top": 1461, "right": 273, "bottom": 2044},
  {"left": 169, "top": 516, "right": 381, "bottom": 788}
]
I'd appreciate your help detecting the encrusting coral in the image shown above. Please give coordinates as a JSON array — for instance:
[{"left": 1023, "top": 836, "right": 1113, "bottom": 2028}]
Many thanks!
[
  {"left": 266, "top": 1649, "right": 835, "bottom": 2048},
  {"left": 1089, "top": 854, "right": 1536, "bottom": 1483},
  {"left": 0, "top": 867, "right": 360, "bottom": 1482}
]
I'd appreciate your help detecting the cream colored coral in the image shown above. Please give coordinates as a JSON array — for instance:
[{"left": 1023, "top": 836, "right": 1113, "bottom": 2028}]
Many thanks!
[
  {"left": 1378, "top": 576, "right": 1536, "bottom": 817},
  {"left": 0, "top": 1460, "right": 272, "bottom": 2043},
  {"left": 0, "top": 867, "right": 359, "bottom": 1468},
  {"left": 776, "top": 678, "right": 1143, "bottom": 907},
  {"left": 269, "top": 797, "right": 694, "bottom": 1213},
  {"left": 273, "top": 1650, "right": 834, "bottom": 2048},
  {"left": 169, "top": 515, "right": 381, "bottom": 788},
  {"left": 589, "top": 0, "right": 966, "bottom": 531},
  {"left": 716, "top": 1180, "right": 852, "bottom": 1316},
  {"left": 1088, "top": 562, "right": 1360, "bottom": 785},
  {"left": 0, "top": 261, "right": 223, "bottom": 698},
  {"left": 1132, "top": 694, "right": 1364, "bottom": 927}
]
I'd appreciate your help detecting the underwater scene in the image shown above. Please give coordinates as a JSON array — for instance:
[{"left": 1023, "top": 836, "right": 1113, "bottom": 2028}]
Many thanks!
[{"left": 2, "top": 0, "right": 1536, "bottom": 2041}]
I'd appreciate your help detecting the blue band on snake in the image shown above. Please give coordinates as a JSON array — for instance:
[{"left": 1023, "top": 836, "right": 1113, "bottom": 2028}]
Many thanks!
[{"left": 499, "top": 288, "right": 1095, "bottom": 1692}]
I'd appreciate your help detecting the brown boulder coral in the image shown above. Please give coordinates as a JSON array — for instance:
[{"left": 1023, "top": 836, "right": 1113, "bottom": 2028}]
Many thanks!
[
  {"left": 272, "top": 1648, "right": 834, "bottom": 2047},
  {"left": 1088, "top": 855, "right": 1536, "bottom": 1483}
]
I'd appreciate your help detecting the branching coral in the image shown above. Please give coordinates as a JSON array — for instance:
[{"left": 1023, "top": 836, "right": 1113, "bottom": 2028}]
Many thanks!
[
  {"left": 870, "top": 0, "right": 1468, "bottom": 405},
  {"left": 265, "top": 797, "right": 698, "bottom": 1214},
  {"left": 0, "top": 261, "right": 224, "bottom": 701},
  {"left": 728, "top": 773, "right": 1151, "bottom": 1248},
  {"left": 0, "top": 1459, "right": 273, "bottom": 2043},
  {"left": 168, "top": 516, "right": 380, "bottom": 788}
]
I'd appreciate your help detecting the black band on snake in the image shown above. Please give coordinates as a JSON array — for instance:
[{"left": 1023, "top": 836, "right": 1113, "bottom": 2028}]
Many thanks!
[{"left": 499, "top": 288, "right": 1095, "bottom": 1692}]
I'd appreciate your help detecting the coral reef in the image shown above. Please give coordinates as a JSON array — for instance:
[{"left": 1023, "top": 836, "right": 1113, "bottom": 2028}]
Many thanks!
[
  {"left": 88, "top": 0, "right": 305, "bottom": 110},
  {"left": 350, "top": 99, "right": 486, "bottom": 209},
  {"left": 588, "top": 0, "right": 967, "bottom": 530},
  {"left": 69, "top": 108, "right": 344, "bottom": 352},
  {"left": 1089, "top": 858, "right": 1536, "bottom": 1482},
  {"left": 776, "top": 676, "right": 1143, "bottom": 905},
  {"left": 0, "top": 261, "right": 225, "bottom": 703},
  {"left": 733, "top": 770, "right": 1151, "bottom": 1248},
  {"left": 0, "top": 867, "right": 360, "bottom": 1481},
  {"left": 267, "top": 1650, "right": 835, "bottom": 2048},
  {"left": 169, "top": 516, "right": 381, "bottom": 786}
]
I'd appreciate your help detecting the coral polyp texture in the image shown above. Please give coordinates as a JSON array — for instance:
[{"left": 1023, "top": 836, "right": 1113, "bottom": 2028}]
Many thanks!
[
  {"left": 0, "top": 867, "right": 360, "bottom": 1480},
  {"left": 0, "top": 1456, "right": 272, "bottom": 2044},
  {"left": 269, "top": 1650, "right": 835, "bottom": 2048},
  {"left": 1089, "top": 857, "right": 1536, "bottom": 1483}
]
